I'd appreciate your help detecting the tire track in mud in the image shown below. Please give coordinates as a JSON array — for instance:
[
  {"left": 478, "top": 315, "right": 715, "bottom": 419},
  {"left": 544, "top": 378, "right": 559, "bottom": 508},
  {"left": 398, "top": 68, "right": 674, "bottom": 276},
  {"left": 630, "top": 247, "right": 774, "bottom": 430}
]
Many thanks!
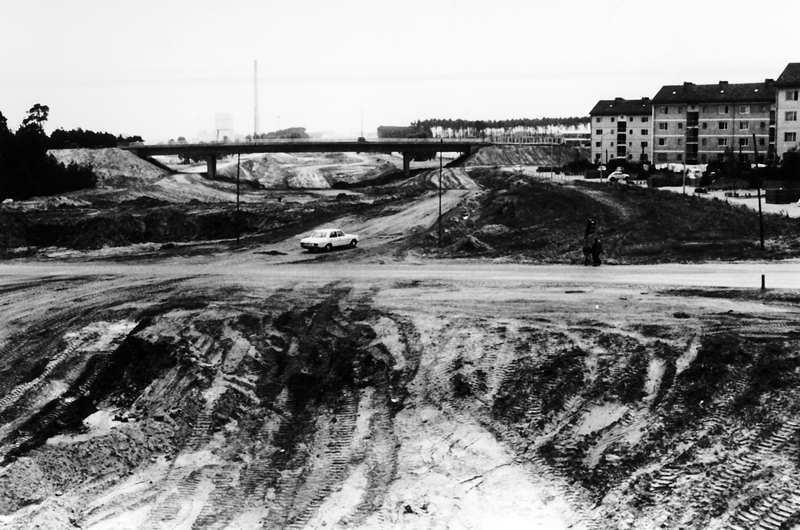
[
  {"left": 615, "top": 318, "right": 800, "bottom": 528},
  {"left": 417, "top": 316, "right": 603, "bottom": 529},
  {"left": 76, "top": 287, "right": 415, "bottom": 530},
  {"left": 0, "top": 277, "right": 190, "bottom": 463}
]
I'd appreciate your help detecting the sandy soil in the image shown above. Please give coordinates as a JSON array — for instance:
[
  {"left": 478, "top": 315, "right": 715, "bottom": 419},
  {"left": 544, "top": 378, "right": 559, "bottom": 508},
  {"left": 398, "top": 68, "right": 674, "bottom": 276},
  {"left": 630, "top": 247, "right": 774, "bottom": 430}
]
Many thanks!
[
  {"left": 2, "top": 146, "right": 800, "bottom": 530},
  {"left": 1, "top": 251, "right": 800, "bottom": 530}
]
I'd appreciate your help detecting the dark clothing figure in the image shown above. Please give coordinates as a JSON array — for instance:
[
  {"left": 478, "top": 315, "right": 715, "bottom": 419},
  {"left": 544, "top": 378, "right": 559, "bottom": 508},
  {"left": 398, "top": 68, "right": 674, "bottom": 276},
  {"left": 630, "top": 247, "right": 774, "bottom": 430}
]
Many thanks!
[
  {"left": 583, "top": 219, "right": 596, "bottom": 265},
  {"left": 591, "top": 238, "right": 603, "bottom": 266}
]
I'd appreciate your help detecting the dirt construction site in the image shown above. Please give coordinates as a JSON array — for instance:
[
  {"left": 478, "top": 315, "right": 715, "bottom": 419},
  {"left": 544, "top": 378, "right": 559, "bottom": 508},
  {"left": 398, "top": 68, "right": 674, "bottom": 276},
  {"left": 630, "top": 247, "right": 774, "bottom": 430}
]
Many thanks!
[{"left": 2, "top": 146, "right": 800, "bottom": 530}]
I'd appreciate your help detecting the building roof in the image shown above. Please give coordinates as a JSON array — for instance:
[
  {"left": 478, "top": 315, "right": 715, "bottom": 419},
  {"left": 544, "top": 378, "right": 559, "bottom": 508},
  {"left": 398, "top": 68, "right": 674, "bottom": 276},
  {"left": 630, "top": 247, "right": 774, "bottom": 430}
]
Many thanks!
[
  {"left": 652, "top": 80, "right": 775, "bottom": 104},
  {"left": 589, "top": 97, "right": 652, "bottom": 116},
  {"left": 776, "top": 63, "right": 800, "bottom": 86}
]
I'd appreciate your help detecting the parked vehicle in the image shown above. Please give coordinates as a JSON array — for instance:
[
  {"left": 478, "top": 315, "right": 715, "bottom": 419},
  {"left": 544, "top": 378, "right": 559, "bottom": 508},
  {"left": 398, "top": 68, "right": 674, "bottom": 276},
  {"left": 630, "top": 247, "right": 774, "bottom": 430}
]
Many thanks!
[
  {"left": 607, "top": 168, "right": 630, "bottom": 181},
  {"left": 300, "top": 228, "right": 359, "bottom": 252}
]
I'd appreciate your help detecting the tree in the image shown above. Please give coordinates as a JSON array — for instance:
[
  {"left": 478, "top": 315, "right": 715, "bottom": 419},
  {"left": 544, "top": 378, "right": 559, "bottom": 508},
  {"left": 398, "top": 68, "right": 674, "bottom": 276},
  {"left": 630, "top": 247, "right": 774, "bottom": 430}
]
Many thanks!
[
  {"left": 781, "top": 147, "right": 800, "bottom": 181},
  {"left": 0, "top": 104, "right": 97, "bottom": 200},
  {"left": 20, "top": 104, "right": 50, "bottom": 133}
]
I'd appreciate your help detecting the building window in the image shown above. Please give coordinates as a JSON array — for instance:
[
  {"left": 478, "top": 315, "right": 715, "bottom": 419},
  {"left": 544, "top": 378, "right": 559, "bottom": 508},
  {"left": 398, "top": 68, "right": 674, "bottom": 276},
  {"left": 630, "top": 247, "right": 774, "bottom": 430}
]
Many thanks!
[
  {"left": 658, "top": 122, "right": 668, "bottom": 130},
  {"left": 719, "top": 122, "right": 729, "bottom": 130},
  {"left": 629, "top": 142, "right": 632, "bottom": 147},
  {"left": 703, "top": 106, "right": 709, "bottom": 113},
  {"left": 739, "top": 122, "right": 749, "bottom": 130},
  {"left": 610, "top": 142, "right": 614, "bottom": 147},
  {"left": 786, "top": 111, "right": 798, "bottom": 121},
  {"left": 596, "top": 117, "right": 602, "bottom": 123},
  {"left": 641, "top": 141, "right": 648, "bottom": 147},
  {"left": 786, "top": 90, "right": 799, "bottom": 101},
  {"left": 657, "top": 153, "right": 668, "bottom": 162},
  {"left": 719, "top": 138, "right": 728, "bottom": 147},
  {"left": 677, "top": 153, "right": 683, "bottom": 161},
  {"left": 642, "top": 129, "right": 648, "bottom": 135},
  {"left": 677, "top": 139, "right": 682, "bottom": 146},
  {"left": 760, "top": 122, "right": 766, "bottom": 129},
  {"left": 701, "top": 139, "right": 707, "bottom": 146},
  {"left": 759, "top": 138, "right": 766, "bottom": 146},
  {"left": 595, "top": 141, "right": 601, "bottom": 147},
  {"left": 658, "top": 138, "right": 666, "bottom": 146},
  {"left": 678, "top": 122, "right": 684, "bottom": 130},
  {"left": 701, "top": 154, "right": 708, "bottom": 163},
  {"left": 785, "top": 132, "right": 797, "bottom": 142},
  {"left": 678, "top": 107, "right": 684, "bottom": 113},
  {"left": 611, "top": 117, "right": 615, "bottom": 122},
  {"left": 739, "top": 105, "right": 750, "bottom": 114},
  {"left": 642, "top": 116, "right": 649, "bottom": 122},
  {"left": 659, "top": 107, "right": 668, "bottom": 114},
  {"left": 739, "top": 138, "right": 749, "bottom": 147},
  {"left": 702, "top": 122, "right": 708, "bottom": 129},
  {"left": 596, "top": 129, "right": 603, "bottom": 135},
  {"left": 719, "top": 106, "right": 729, "bottom": 114},
  {"left": 761, "top": 105, "right": 767, "bottom": 112}
]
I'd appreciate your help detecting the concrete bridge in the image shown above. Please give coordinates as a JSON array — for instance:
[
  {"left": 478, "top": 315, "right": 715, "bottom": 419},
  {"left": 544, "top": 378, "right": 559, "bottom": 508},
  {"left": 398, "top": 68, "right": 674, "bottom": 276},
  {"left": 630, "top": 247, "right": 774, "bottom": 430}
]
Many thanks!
[{"left": 120, "top": 138, "right": 492, "bottom": 179}]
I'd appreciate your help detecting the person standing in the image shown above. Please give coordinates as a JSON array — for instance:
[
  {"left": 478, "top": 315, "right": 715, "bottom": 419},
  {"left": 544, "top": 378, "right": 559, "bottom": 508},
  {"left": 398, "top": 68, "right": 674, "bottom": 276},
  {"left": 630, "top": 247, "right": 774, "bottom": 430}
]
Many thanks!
[
  {"left": 583, "top": 219, "right": 596, "bottom": 265},
  {"left": 591, "top": 237, "right": 604, "bottom": 266}
]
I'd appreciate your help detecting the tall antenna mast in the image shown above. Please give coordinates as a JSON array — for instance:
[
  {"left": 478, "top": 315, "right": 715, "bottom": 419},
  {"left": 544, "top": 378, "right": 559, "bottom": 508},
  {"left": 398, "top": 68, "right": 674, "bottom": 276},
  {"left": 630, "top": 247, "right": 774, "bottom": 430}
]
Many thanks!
[{"left": 254, "top": 60, "right": 260, "bottom": 137}]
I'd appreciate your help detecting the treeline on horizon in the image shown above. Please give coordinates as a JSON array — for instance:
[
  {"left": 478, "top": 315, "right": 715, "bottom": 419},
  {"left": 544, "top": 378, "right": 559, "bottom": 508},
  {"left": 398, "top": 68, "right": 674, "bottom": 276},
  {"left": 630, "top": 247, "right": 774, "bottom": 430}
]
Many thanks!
[
  {"left": 378, "top": 117, "right": 589, "bottom": 139},
  {"left": 413, "top": 117, "right": 588, "bottom": 131},
  {"left": 0, "top": 104, "right": 142, "bottom": 201}
]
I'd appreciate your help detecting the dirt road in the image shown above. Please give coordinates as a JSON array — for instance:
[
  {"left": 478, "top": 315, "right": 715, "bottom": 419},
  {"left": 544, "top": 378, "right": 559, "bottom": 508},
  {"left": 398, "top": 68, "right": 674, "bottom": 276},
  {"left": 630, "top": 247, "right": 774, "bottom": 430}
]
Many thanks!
[{"left": 3, "top": 259, "right": 799, "bottom": 289}]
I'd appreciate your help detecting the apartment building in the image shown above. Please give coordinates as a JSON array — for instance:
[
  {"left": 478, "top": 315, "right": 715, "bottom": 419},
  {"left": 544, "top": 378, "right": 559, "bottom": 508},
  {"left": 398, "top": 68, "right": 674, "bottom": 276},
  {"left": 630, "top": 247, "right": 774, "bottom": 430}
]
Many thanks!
[
  {"left": 651, "top": 80, "right": 776, "bottom": 165},
  {"left": 776, "top": 63, "right": 800, "bottom": 157},
  {"left": 589, "top": 97, "right": 653, "bottom": 164}
]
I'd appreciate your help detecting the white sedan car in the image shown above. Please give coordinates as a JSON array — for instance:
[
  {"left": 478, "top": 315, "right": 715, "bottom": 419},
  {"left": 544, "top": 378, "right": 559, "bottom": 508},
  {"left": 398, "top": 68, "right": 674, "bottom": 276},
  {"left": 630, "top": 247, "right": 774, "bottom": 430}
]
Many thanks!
[{"left": 300, "top": 228, "right": 359, "bottom": 252}]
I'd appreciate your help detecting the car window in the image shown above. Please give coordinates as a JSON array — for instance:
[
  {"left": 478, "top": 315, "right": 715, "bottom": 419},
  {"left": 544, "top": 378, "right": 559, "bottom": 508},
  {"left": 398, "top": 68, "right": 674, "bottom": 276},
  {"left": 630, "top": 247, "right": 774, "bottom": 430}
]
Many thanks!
[
  {"left": 330, "top": 232, "right": 337, "bottom": 238},
  {"left": 311, "top": 230, "right": 325, "bottom": 238}
]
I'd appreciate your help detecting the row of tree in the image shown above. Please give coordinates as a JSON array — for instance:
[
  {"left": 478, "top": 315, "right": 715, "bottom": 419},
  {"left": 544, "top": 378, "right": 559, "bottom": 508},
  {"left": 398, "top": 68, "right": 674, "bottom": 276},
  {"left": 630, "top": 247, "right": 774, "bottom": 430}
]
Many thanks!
[
  {"left": 246, "top": 127, "right": 310, "bottom": 141},
  {"left": 51, "top": 128, "right": 143, "bottom": 149},
  {"left": 411, "top": 117, "right": 588, "bottom": 135},
  {"left": 0, "top": 104, "right": 141, "bottom": 201}
]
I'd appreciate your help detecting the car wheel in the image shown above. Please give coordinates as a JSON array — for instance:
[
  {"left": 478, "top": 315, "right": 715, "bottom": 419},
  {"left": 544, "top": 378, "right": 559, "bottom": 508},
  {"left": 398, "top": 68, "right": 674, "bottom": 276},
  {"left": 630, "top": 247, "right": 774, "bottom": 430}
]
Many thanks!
[
  {"left": 325, "top": 244, "right": 332, "bottom": 252},
  {"left": 350, "top": 239, "right": 358, "bottom": 248}
]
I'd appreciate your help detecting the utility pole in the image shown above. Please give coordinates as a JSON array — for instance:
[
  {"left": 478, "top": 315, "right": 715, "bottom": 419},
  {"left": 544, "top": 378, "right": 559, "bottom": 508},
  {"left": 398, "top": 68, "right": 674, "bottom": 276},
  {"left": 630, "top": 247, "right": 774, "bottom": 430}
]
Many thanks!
[
  {"left": 753, "top": 133, "right": 765, "bottom": 250},
  {"left": 236, "top": 152, "right": 241, "bottom": 246},
  {"left": 438, "top": 138, "right": 443, "bottom": 246},
  {"left": 254, "top": 61, "right": 260, "bottom": 138}
]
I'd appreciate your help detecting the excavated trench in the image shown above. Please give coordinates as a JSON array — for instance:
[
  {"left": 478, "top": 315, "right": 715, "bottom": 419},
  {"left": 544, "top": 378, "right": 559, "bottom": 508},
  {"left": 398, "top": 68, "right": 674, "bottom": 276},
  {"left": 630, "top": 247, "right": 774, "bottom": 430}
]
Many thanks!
[{"left": 1, "top": 277, "right": 800, "bottom": 529}]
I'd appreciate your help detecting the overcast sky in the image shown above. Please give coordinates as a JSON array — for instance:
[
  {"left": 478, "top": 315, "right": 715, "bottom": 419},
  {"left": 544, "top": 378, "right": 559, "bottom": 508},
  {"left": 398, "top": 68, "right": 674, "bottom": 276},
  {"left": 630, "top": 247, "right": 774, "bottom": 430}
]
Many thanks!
[{"left": 3, "top": 0, "right": 800, "bottom": 142}]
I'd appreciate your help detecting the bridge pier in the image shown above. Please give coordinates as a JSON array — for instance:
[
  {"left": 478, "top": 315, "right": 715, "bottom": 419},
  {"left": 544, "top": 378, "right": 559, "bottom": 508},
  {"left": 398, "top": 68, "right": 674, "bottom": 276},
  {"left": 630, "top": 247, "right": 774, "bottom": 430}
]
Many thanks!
[
  {"left": 206, "top": 155, "right": 216, "bottom": 180},
  {"left": 402, "top": 152, "right": 411, "bottom": 176}
]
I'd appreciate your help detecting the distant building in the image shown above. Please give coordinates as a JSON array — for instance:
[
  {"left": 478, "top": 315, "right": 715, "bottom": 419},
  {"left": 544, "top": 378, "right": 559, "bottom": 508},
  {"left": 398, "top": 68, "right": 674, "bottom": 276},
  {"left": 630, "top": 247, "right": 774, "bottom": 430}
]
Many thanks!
[
  {"left": 651, "top": 80, "right": 776, "bottom": 165},
  {"left": 775, "top": 63, "right": 800, "bottom": 159},
  {"left": 589, "top": 97, "right": 653, "bottom": 164},
  {"left": 561, "top": 131, "right": 591, "bottom": 147}
]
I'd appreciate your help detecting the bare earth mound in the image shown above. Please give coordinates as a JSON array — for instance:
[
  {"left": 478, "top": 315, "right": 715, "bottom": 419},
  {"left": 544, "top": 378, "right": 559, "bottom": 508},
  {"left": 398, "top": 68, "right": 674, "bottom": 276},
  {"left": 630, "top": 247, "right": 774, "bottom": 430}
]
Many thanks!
[
  {"left": 1, "top": 267, "right": 800, "bottom": 529},
  {"left": 462, "top": 144, "right": 589, "bottom": 167},
  {"left": 48, "top": 148, "right": 170, "bottom": 188}
]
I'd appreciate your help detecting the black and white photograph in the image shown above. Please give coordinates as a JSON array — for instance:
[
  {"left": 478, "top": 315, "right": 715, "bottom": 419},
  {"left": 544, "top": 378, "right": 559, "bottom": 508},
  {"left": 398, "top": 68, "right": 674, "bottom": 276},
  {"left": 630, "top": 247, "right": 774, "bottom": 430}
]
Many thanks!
[{"left": 2, "top": 1, "right": 800, "bottom": 528}]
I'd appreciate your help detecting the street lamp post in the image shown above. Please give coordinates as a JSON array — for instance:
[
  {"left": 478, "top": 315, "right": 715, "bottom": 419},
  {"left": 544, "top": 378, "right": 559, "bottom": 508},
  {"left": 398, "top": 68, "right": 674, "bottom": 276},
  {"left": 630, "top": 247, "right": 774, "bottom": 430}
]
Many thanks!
[{"left": 599, "top": 130, "right": 615, "bottom": 172}]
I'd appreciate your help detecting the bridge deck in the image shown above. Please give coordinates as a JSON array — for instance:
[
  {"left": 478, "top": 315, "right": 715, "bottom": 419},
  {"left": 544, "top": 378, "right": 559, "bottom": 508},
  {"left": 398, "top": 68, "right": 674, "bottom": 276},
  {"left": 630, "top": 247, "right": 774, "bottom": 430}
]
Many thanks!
[{"left": 118, "top": 138, "right": 492, "bottom": 157}]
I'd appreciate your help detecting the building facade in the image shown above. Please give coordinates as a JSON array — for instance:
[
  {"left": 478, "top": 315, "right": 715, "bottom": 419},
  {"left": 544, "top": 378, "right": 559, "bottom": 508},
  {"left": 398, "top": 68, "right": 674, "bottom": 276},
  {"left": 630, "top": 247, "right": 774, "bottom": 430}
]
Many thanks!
[
  {"left": 651, "top": 80, "right": 776, "bottom": 165},
  {"left": 589, "top": 98, "right": 653, "bottom": 164},
  {"left": 776, "top": 63, "right": 800, "bottom": 158}
]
